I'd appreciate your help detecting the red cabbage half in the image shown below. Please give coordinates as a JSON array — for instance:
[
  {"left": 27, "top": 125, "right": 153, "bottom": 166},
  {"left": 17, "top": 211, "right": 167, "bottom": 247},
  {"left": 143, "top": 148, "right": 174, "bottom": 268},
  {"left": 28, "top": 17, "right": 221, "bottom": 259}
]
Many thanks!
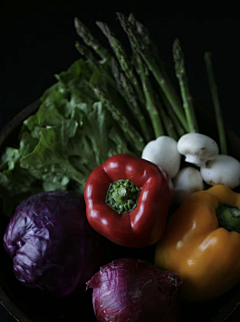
[
  {"left": 3, "top": 190, "right": 107, "bottom": 297},
  {"left": 87, "top": 258, "right": 182, "bottom": 322}
]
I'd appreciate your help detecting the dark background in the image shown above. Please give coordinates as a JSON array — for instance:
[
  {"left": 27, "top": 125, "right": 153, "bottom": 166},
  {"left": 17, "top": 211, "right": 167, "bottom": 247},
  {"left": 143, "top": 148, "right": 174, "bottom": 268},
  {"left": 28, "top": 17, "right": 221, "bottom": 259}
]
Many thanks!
[{"left": 0, "top": 5, "right": 240, "bottom": 322}]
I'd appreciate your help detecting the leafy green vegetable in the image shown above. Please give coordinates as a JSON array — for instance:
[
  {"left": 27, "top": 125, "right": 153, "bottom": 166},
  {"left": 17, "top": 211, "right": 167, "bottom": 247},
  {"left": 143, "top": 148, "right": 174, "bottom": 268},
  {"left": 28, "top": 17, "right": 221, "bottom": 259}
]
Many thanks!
[{"left": 0, "top": 58, "right": 138, "bottom": 216}]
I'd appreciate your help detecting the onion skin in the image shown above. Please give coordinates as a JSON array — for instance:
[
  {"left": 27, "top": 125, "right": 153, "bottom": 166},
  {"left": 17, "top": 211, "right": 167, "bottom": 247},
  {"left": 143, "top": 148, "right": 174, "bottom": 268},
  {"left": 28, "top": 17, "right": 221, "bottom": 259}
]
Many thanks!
[{"left": 86, "top": 258, "right": 182, "bottom": 322}]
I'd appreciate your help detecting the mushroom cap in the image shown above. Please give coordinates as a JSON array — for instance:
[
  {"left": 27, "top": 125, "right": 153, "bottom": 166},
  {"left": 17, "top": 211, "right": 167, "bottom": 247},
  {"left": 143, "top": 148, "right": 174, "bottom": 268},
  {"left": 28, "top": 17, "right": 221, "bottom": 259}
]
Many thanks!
[
  {"left": 141, "top": 136, "right": 181, "bottom": 178},
  {"left": 173, "top": 167, "right": 204, "bottom": 204},
  {"left": 177, "top": 133, "right": 219, "bottom": 167},
  {"left": 200, "top": 154, "right": 240, "bottom": 189}
]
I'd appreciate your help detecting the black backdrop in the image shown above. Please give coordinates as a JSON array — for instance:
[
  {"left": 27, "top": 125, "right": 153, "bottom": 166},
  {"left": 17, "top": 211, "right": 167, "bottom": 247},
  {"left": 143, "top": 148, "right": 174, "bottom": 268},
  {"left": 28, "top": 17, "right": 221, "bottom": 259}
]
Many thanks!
[{"left": 0, "top": 6, "right": 240, "bottom": 322}]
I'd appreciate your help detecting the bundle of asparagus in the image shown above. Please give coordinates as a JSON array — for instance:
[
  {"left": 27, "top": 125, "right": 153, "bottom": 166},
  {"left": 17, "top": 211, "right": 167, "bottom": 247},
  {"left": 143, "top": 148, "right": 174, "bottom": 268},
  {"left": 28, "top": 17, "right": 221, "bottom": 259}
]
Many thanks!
[{"left": 74, "top": 12, "right": 226, "bottom": 153}]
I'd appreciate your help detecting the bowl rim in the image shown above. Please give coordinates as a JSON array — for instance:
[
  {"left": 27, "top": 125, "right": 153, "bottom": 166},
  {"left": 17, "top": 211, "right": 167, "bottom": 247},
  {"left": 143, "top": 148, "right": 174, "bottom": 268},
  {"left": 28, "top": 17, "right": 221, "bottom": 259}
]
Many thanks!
[
  {"left": 0, "top": 287, "right": 33, "bottom": 322},
  {"left": 0, "top": 99, "right": 41, "bottom": 322},
  {"left": 0, "top": 100, "right": 41, "bottom": 147}
]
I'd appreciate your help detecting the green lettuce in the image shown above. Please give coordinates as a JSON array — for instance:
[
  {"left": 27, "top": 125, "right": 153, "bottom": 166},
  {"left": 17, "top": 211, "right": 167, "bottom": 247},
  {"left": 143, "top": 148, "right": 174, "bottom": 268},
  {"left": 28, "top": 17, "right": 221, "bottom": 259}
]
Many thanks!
[{"left": 0, "top": 58, "right": 141, "bottom": 216}]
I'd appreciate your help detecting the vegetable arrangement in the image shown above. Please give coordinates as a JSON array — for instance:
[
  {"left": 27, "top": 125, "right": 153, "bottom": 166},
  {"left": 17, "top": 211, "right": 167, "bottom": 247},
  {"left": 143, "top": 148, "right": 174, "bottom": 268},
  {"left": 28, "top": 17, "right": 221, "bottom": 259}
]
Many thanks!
[{"left": 1, "top": 12, "right": 240, "bottom": 322}]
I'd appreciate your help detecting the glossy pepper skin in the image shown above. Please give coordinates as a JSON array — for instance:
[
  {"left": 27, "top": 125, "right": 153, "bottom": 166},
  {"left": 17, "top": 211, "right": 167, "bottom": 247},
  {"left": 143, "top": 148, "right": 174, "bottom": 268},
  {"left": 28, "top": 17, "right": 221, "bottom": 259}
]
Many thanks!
[
  {"left": 84, "top": 154, "right": 174, "bottom": 248},
  {"left": 154, "top": 184, "right": 240, "bottom": 302}
]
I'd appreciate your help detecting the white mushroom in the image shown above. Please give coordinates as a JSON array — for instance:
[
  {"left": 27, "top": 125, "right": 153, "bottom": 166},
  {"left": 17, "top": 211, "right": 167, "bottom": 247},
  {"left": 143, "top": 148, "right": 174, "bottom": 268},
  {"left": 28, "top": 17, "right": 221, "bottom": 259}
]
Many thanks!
[
  {"left": 200, "top": 154, "right": 240, "bottom": 189},
  {"left": 141, "top": 136, "right": 181, "bottom": 178},
  {"left": 173, "top": 167, "right": 204, "bottom": 204},
  {"left": 177, "top": 133, "right": 219, "bottom": 168}
]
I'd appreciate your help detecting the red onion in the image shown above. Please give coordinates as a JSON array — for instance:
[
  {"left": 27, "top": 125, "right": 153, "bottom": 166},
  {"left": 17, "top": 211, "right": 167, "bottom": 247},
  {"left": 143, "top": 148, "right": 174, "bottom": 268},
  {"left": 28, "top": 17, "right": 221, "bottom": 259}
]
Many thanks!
[{"left": 86, "top": 258, "right": 182, "bottom": 322}]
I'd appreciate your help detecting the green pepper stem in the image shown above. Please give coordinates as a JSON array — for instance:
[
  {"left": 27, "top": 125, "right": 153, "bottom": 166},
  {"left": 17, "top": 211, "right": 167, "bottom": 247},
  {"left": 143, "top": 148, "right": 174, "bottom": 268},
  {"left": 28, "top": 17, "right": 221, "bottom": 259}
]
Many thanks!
[
  {"left": 216, "top": 203, "right": 240, "bottom": 232},
  {"left": 105, "top": 179, "right": 140, "bottom": 214}
]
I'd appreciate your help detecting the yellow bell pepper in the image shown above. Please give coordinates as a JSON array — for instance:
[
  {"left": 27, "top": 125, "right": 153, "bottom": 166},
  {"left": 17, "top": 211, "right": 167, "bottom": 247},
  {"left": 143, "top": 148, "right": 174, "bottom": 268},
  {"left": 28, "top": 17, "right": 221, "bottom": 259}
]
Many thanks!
[{"left": 154, "top": 184, "right": 240, "bottom": 302}]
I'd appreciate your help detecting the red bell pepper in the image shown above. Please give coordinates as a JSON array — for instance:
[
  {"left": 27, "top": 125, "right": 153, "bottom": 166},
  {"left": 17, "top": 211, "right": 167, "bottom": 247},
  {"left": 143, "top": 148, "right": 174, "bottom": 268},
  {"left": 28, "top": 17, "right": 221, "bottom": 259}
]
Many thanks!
[{"left": 84, "top": 154, "right": 174, "bottom": 248}]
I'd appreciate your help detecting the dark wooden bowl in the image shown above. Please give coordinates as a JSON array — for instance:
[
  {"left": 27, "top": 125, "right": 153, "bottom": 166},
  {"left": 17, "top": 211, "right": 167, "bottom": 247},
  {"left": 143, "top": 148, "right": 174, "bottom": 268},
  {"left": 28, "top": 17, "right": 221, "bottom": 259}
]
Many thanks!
[{"left": 1, "top": 100, "right": 240, "bottom": 322}]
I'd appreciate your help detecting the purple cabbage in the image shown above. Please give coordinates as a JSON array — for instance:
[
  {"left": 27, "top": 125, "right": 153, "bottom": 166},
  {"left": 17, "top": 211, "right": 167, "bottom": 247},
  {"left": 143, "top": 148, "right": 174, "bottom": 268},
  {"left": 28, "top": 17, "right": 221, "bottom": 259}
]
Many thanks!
[
  {"left": 87, "top": 258, "right": 182, "bottom": 322},
  {"left": 3, "top": 190, "right": 107, "bottom": 297}
]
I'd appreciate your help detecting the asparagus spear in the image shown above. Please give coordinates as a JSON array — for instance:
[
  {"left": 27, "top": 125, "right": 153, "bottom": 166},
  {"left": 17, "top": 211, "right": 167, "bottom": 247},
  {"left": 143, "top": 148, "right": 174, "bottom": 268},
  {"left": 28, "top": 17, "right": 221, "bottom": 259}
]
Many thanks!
[
  {"left": 156, "top": 94, "right": 178, "bottom": 140},
  {"left": 75, "top": 42, "right": 116, "bottom": 88},
  {"left": 111, "top": 56, "right": 125, "bottom": 96},
  {"left": 74, "top": 17, "right": 110, "bottom": 62},
  {"left": 95, "top": 21, "right": 152, "bottom": 142},
  {"left": 117, "top": 12, "right": 189, "bottom": 132},
  {"left": 173, "top": 38, "right": 199, "bottom": 133},
  {"left": 75, "top": 41, "right": 98, "bottom": 67},
  {"left": 111, "top": 58, "right": 153, "bottom": 142},
  {"left": 204, "top": 52, "right": 227, "bottom": 154},
  {"left": 135, "top": 54, "right": 164, "bottom": 138},
  {"left": 159, "top": 89, "right": 185, "bottom": 138},
  {"left": 128, "top": 12, "right": 168, "bottom": 77},
  {"left": 96, "top": 21, "right": 145, "bottom": 105},
  {"left": 129, "top": 25, "right": 184, "bottom": 140},
  {"left": 89, "top": 84, "right": 145, "bottom": 154}
]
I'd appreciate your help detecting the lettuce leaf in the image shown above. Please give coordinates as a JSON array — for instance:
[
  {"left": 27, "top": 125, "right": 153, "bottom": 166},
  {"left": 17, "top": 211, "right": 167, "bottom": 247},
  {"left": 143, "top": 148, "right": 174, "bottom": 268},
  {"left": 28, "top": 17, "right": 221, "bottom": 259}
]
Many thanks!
[{"left": 0, "top": 58, "right": 137, "bottom": 216}]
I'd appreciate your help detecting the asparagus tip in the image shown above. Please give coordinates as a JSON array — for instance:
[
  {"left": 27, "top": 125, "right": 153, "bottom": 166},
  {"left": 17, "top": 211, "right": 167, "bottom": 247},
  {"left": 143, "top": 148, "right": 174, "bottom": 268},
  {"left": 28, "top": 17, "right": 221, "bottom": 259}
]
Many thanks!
[
  {"left": 116, "top": 12, "right": 125, "bottom": 19},
  {"left": 204, "top": 51, "right": 213, "bottom": 62},
  {"left": 116, "top": 12, "right": 128, "bottom": 30},
  {"left": 128, "top": 12, "right": 136, "bottom": 23},
  {"left": 96, "top": 21, "right": 111, "bottom": 37},
  {"left": 74, "top": 17, "right": 80, "bottom": 28},
  {"left": 173, "top": 38, "right": 182, "bottom": 57},
  {"left": 173, "top": 38, "right": 185, "bottom": 78}
]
